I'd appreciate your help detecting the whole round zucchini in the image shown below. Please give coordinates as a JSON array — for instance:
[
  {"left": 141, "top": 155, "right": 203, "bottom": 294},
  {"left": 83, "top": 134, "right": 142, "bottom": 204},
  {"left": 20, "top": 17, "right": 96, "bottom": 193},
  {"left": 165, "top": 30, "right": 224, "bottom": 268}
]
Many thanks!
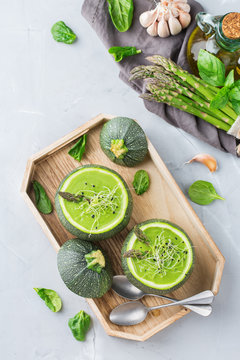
[
  {"left": 100, "top": 117, "right": 148, "bottom": 167},
  {"left": 121, "top": 219, "right": 195, "bottom": 295},
  {"left": 57, "top": 238, "right": 113, "bottom": 298},
  {"left": 55, "top": 165, "right": 132, "bottom": 241}
]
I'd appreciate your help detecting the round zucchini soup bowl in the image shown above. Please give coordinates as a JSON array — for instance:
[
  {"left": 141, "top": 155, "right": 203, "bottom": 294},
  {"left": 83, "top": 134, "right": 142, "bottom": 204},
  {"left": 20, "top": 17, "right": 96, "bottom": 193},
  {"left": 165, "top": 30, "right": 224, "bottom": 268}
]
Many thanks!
[
  {"left": 122, "top": 219, "right": 195, "bottom": 295},
  {"left": 55, "top": 164, "right": 132, "bottom": 241}
]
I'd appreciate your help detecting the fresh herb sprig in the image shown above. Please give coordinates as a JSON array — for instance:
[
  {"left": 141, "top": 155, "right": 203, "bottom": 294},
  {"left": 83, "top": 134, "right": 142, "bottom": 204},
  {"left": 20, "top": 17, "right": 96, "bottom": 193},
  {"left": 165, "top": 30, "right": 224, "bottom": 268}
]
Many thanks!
[
  {"left": 34, "top": 288, "right": 62, "bottom": 312},
  {"left": 107, "top": 0, "right": 134, "bottom": 32},
  {"left": 197, "top": 50, "right": 240, "bottom": 115},
  {"left": 68, "top": 134, "right": 87, "bottom": 162},
  {"left": 68, "top": 311, "right": 91, "bottom": 341},
  {"left": 33, "top": 181, "right": 53, "bottom": 214},
  {"left": 133, "top": 170, "right": 150, "bottom": 195},
  {"left": 109, "top": 46, "right": 141, "bottom": 62},
  {"left": 51, "top": 21, "right": 77, "bottom": 44},
  {"left": 188, "top": 180, "right": 225, "bottom": 205}
]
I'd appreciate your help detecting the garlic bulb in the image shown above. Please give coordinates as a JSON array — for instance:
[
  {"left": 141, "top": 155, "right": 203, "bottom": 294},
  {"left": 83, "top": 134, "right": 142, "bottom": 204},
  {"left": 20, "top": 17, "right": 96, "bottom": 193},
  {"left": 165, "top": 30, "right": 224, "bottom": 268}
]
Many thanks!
[{"left": 139, "top": 0, "right": 191, "bottom": 38}]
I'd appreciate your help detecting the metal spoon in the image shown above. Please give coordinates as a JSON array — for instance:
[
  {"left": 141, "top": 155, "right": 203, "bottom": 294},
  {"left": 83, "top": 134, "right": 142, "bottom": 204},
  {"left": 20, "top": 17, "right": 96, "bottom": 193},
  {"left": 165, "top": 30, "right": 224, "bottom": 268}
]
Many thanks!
[
  {"left": 112, "top": 275, "right": 213, "bottom": 317},
  {"left": 110, "top": 290, "right": 214, "bottom": 325}
]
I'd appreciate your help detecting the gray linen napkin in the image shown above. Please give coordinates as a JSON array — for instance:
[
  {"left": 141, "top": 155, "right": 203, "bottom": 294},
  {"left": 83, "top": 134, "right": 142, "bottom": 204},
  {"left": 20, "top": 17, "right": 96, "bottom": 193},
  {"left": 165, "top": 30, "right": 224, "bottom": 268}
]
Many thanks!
[{"left": 82, "top": 0, "right": 237, "bottom": 156}]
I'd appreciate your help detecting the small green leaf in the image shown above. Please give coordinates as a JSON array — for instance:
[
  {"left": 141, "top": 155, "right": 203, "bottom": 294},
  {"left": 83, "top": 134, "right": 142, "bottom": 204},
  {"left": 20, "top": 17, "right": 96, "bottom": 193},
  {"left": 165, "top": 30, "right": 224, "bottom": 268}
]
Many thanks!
[
  {"left": 210, "top": 87, "right": 229, "bottom": 109},
  {"left": 107, "top": 0, "right": 134, "bottom": 32},
  {"left": 68, "top": 134, "right": 87, "bottom": 162},
  {"left": 51, "top": 21, "right": 76, "bottom": 44},
  {"left": 197, "top": 50, "right": 225, "bottom": 86},
  {"left": 33, "top": 181, "right": 53, "bottom": 214},
  {"left": 133, "top": 170, "right": 150, "bottom": 195},
  {"left": 68, "top": 311, "right": 91, "bottom": 341},
  {"left": 108, "top": 46, "right": 141, "bottom": 62},
  {"left": 34, "top": 288, "right": 62, "bottom": 312},
  {"left": 188, "top": 180, "right": 224, "bottom": 205},
  {"left": 229, "top": 86, "right": 240, "bottom": 115},
  {"left": 224, "top": 70, "right": 234, "bottom": 87}
]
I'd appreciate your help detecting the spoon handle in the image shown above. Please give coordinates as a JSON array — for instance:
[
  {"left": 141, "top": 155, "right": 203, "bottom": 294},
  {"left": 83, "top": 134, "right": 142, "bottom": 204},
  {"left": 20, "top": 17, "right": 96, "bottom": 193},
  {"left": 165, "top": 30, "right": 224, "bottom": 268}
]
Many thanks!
[
  {"left": 150, "top": 294, "right": 212, "bottom": 316},
  {"left": 149, "top": 290, "right": 214, "bottom": 311}
]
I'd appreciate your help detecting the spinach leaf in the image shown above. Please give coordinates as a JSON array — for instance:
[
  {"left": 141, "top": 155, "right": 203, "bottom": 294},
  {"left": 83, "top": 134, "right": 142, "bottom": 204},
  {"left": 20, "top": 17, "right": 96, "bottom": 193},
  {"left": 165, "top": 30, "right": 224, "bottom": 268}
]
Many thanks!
[
  {"left": 224, "top": 69, "right": 234, "bottom": 87},
  {"left": 33, "top": 181, "right": 53, "bottom": 214},
  {"left": 68, "top": 311, "right": 91, "bottom": 341},
  {"left": 133, "top": 170, "right": 150, "bottom": 195},
  {"left": 108, "top": 46, "right": 141, "bottom": 62},
  {"left": 34, "top": 288, "right": 62, "bottom": 312},
  {"left": 210, "top": 87, "right": 229, "bottom": 109},
  {"left": 51, "top": 21, "right": 76, "bottom": 44},
  {"left": 68, "top": 134, "right": 87, "bottom": 162},
  {"left": 229, "top": 86, "right": 240, "bottom": 115},
  {"left": 197, "top": 50, "right": 225, "bottom": 86},
  {"left": 107, "top": 0, "right": 134, "bottom": 32},
  {"left": 188, "top": 180, "right": 224, "bottom": 205}
]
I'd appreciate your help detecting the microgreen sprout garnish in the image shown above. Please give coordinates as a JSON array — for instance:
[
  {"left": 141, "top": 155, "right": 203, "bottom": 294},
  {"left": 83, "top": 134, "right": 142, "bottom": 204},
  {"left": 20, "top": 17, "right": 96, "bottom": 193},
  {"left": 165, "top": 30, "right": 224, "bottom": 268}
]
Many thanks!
[
  {"left": 134, "top": 226, "right": 150, "bottom": 246},
  {"left": 123, "top": 249, "right": 149, "bottom": 259},
  {"left": 73, "top": 185, "right": 120, "bottom": 233},
  {"left": 132, "top": 230, "right": 189, "bottom": 279}
]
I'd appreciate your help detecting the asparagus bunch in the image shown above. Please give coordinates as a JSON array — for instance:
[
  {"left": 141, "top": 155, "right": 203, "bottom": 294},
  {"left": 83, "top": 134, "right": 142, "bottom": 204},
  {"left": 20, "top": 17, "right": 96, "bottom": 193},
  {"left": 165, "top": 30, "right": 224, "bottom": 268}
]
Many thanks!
[{"left": 130, "top": 55, "right": 238, "bottom": 133}]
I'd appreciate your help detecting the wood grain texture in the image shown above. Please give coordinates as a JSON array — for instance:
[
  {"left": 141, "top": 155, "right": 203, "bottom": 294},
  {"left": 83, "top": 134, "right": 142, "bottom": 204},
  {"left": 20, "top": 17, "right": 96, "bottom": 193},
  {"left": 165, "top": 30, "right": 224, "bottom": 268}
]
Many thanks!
[{"left": 21, "top": 114, "right": 225, "bottom": 341}]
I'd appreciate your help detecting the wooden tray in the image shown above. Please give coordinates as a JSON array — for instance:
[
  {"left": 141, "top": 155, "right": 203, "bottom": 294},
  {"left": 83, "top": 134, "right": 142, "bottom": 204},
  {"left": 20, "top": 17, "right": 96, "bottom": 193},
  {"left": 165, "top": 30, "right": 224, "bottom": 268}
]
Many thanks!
[{"left": 21, "top": 114, "right": 225, "bottom": 341}]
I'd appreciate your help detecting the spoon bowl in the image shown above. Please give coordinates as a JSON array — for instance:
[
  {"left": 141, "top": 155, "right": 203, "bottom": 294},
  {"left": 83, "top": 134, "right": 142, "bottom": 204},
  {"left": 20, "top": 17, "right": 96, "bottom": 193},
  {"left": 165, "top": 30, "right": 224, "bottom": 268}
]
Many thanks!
[{"left": 110, "top": 301, "right": 148, "bottom": 326}]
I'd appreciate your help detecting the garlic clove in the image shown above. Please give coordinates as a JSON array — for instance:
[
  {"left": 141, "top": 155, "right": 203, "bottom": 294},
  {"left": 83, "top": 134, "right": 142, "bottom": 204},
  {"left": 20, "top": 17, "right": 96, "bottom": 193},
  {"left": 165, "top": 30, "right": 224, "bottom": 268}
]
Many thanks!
[
  {"left": 178, "top": 11, "right": 191, "bottom": 29},
  {"left": 171, "top": 7, "right": 179, "bottom": 18},
  {"left": 147, "top": 21, "right": 159, "bottom": 36},
  {"left": 139, "top": 9, "right": 157, "bottom": 28},
  {"left": 158, "top": 17, "right": 170, "bottom": 38},
  {"left": 168, "top": 15, "right": 182, "bottom": 35},
  {"left": 185, "top": 154, "right": 218, "bottom": 172},
  {"left": 175, "top": 3, "right": 191, "bottom": 13}
]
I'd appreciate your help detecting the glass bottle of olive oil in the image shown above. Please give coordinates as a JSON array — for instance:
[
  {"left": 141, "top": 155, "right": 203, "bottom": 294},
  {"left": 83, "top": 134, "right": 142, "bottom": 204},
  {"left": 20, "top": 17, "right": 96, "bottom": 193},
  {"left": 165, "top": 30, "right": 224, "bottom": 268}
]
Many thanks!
[{"left": 187, "top": 12, "right": 240, "bottom": 79}]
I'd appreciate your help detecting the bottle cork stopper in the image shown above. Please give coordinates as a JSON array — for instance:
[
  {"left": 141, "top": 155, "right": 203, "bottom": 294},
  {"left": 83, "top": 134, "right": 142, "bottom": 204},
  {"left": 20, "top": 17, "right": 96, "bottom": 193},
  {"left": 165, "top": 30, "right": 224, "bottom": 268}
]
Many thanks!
[{"left": 222, "top": 12, "right": 240, "bottom": 39}]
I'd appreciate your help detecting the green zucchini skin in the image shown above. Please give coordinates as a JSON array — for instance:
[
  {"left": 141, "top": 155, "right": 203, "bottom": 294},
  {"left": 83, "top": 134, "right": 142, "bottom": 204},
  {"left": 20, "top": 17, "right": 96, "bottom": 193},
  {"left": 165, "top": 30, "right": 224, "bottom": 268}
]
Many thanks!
[
  {"left": 121, "top": 219, "right": 195, "bottom": 295},
  {"left": 57, "top": 238, "right": 113, "bottom": 298},
  {"left": 55, "top": 165, "right": 133, "bottom": 241},
  {"left": 100, "top": 117, "right": 148, "bottom": 167}
]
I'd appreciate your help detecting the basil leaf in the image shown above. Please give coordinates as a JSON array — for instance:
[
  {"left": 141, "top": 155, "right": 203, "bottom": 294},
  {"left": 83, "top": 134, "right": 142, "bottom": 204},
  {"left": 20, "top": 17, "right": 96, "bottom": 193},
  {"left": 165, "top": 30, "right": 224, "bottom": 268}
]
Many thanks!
[
  {"left": 197, "top": 50, "right": 225, "bottom": 86},
  {"left": 34, "top": 288, "right": 62, "bottom": 312},
  {"left": 107, "top": 0, "right": 134, "bottom": 32},
  {"left": 224, "top": 69, "right": 234, "bottom": 87},
  {"left": 229, "top": 86, "right": 240, "bottom": 115},
  {"left": 210, "top": 87, "right": 229, "bottom": 109},
  {"left": 68, "top": 134, "right": 87, "bottom": 162},
  {"left": 33, "top": 181, "right": 53, "bottom": 214},
  {"left": 108, "top": 46, "right": 141, "bottom": 62},
  {"left": 133, "top": 170, "right": 150, "bottom": 195},
  {"left": 188, "top": 180, "right": 224, "bottom": 205},
  {"left": 51, "top": 21, "right": 76, "bottom": 44},
  {"left": 68, "top": 311, "right": 91, "bottom": 341}
]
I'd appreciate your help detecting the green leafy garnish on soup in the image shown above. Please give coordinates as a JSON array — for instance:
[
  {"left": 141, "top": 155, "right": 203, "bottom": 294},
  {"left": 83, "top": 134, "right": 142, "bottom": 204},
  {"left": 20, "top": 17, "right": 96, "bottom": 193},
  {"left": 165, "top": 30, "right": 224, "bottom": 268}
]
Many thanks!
[
  {"left": 33, "top": 181, "right": 53, "bottom": 214},
  {"left": 108, "top": 46, "right": 141, "bottom": 62},
  {"left": 188, "top": 180, "right": 224, "bottom": 205},
  {"left": 68, "top": 134, "right": 87, "bottom": 162},
  {"left": 133, "top": 170, "right": 150, "bottom": 195},
  {"left": 51, "top": 21, "right": 77, "bottom": 44},
  {"left": 34, "top": 288, "right": 62, "bottom": 312},
  {"left": 68, "top": 310, "right": 91, "bottom": 341}
]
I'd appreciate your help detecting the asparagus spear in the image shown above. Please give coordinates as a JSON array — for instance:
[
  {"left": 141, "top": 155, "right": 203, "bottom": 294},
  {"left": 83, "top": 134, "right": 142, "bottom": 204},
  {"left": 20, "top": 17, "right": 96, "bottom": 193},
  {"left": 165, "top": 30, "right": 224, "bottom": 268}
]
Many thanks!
[
  {"left": 146, "top": 79, "right": 234, "bottom": 125},
  {"left": 140, "top": 91, "right": 230, "bottom": 132},
  {"left": 146, "top": 55, "right": 237, "bottom": 120}
]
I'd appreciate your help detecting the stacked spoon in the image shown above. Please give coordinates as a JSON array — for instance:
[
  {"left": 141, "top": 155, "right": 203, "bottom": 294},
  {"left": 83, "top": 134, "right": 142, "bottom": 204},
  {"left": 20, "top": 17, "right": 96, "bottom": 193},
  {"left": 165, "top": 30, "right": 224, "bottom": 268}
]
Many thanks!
[{"left": 109, "top": 275, "right": 214, "bottom": 326}]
